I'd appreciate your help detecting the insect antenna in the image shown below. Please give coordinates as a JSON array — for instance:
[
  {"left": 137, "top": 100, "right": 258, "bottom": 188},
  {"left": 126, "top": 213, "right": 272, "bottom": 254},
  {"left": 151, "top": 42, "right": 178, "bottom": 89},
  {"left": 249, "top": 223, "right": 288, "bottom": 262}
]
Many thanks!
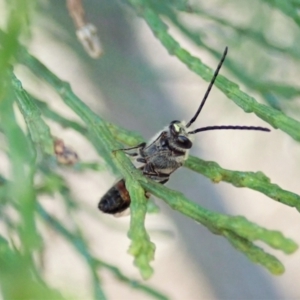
[
  {"left": 188, "top": 125, "right": 271, "bottom": 135},
  {"left": 186, "top": 46, "right": 228, "bottom": 128}
]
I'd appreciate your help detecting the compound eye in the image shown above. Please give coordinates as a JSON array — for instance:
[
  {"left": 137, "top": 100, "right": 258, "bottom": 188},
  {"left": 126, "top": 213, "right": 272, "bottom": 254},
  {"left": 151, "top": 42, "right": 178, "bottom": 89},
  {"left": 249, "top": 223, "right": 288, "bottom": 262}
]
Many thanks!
[{"left": 176, "top": 135, "right": 192, "bottom": 149}]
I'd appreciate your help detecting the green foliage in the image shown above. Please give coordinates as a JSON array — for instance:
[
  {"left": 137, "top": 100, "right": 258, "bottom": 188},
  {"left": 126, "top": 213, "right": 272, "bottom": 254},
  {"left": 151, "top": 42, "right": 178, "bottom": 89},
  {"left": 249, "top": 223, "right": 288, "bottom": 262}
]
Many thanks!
[
  {"left": 185, "top": 156, "right": 300, "bottom": 211},
  {"left": 0, "top": 0, "right": 300, "bottom": 298}
]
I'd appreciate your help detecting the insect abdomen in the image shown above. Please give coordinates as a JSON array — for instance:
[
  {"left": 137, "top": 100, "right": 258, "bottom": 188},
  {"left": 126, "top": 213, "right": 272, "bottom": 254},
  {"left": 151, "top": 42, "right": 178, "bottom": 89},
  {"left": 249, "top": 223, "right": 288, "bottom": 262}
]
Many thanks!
[{"left": 98, "top": 179, "right": 131, "bottom": 214}]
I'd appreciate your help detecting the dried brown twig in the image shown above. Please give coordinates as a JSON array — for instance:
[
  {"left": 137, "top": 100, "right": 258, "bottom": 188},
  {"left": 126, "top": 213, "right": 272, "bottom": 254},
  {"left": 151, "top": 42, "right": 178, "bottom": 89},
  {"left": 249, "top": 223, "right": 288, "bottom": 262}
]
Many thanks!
[{"left": 66, "top": 0, "right": 103, "bottom": 58}]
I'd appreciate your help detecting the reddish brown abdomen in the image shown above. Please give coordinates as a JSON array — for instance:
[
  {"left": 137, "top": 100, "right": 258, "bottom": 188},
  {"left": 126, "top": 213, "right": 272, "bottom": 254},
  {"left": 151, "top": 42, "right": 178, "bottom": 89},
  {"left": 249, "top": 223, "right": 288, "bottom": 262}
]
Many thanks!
[{"left": 98, "top": 179, "right": 131, "bottom": 214}]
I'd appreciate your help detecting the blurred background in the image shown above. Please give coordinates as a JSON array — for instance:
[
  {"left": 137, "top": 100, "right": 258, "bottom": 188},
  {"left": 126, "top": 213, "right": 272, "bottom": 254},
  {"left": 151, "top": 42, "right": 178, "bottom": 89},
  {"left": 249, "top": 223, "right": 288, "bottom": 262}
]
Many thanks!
[{"left": 1, "top": 0, "right": 300, "bottom": 299}]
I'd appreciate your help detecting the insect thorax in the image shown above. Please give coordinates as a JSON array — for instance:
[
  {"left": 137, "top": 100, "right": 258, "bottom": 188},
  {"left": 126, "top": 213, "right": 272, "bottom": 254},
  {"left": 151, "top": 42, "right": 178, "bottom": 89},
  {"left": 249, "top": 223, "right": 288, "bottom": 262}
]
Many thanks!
[{"left": 134, "top": 120, "right": 193, "bottom": 176}]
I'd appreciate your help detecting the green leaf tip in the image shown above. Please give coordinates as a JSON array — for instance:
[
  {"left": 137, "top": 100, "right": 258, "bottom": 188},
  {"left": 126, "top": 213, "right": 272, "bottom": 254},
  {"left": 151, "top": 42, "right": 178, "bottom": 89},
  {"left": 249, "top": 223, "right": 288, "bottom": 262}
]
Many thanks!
[
  {"left": 126, "top": 179, "right": 156, "bottom": 279},
  {"left": 268, "top": 234, "right": 298, "bottom": 255},
  {"left": 128, "top": 243, "right": 155, "bottom": 280},
  {"left": 220, "top": 215, "right": 299, "bottom": 255},
  {"left": 250, "top": 249, "right": 285, "bottom": 276},
  {"left": 225, "top": 231, "right": 286, "bottom": 275}
]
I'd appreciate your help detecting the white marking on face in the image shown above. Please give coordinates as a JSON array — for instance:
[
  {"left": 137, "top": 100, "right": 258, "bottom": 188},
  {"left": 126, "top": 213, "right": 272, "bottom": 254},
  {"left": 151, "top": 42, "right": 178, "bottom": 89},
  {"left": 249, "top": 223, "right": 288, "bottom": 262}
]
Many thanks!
[{"left": 174, "top": 123, "right": 181, "bottom": 132}]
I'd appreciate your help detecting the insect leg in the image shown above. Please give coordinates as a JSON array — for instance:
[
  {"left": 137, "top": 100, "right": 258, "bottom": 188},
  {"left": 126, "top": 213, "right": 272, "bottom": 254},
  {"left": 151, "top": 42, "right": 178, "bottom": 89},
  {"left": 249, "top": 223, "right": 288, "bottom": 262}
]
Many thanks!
[
  {"left": 137, "top": 157, "right": 147, "bottom": 163},
  {"left": 143, "top": 171, "right": 169, "bottom": 183},
  {"left": 159, "top": 178, "right": 169, "bottom": 184},
  {"left": 143, "top": 162, "right": 159, "bottom": 175},
  {"left": 143, "top": 165, "right": 169, "bottom": 183},
  {"left": 116, "top": 142, "right": 146, "bottom": 152},
  {"left": 113, "top": 142, "right": 146, "bottom": 156}
]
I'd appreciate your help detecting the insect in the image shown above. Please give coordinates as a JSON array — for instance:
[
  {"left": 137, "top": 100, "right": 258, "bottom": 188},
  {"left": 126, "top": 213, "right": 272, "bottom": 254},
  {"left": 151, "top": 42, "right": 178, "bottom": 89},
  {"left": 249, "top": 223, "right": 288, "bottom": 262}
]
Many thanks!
[{"left": 98, "top": 47, "right": 270, "bottom": 215}]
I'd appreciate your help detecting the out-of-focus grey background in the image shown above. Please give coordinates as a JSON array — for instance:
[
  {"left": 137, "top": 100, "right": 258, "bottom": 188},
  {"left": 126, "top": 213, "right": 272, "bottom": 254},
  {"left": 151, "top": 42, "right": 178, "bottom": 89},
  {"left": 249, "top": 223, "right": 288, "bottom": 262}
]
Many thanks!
[{"left": 4, "top": 0, "right": 300, "bottom": 299}]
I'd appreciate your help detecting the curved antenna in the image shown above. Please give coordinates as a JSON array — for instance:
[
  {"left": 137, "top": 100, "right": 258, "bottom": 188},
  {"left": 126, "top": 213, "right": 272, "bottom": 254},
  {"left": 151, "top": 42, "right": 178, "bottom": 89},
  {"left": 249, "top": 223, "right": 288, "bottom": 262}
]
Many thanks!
[
  {"left": 188, "top": 125, "right": 271, "bottom": 134},
  {"left": 186, "top": 47, "right": 228, "bottom": 128}
]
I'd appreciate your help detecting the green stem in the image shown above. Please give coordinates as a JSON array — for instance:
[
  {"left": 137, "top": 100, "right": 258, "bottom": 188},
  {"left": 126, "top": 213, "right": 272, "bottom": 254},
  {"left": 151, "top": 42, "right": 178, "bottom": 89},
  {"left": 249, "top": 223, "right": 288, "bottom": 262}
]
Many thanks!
[
  {"left": 12, "top": 73, "right": 54, "bottom": 158},
  {"left": 185, "top": 156, "right": 300, "bottom": 211},
  {"left": 139, "top": 178, "right": 297, "bottom": 275}
]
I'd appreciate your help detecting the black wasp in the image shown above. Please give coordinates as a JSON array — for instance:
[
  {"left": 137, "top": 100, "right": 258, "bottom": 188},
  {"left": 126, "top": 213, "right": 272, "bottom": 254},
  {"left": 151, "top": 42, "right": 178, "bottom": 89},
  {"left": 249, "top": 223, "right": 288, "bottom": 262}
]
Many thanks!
[{"left": 98, "top": 47, "right": 270, "bottom": 215}]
